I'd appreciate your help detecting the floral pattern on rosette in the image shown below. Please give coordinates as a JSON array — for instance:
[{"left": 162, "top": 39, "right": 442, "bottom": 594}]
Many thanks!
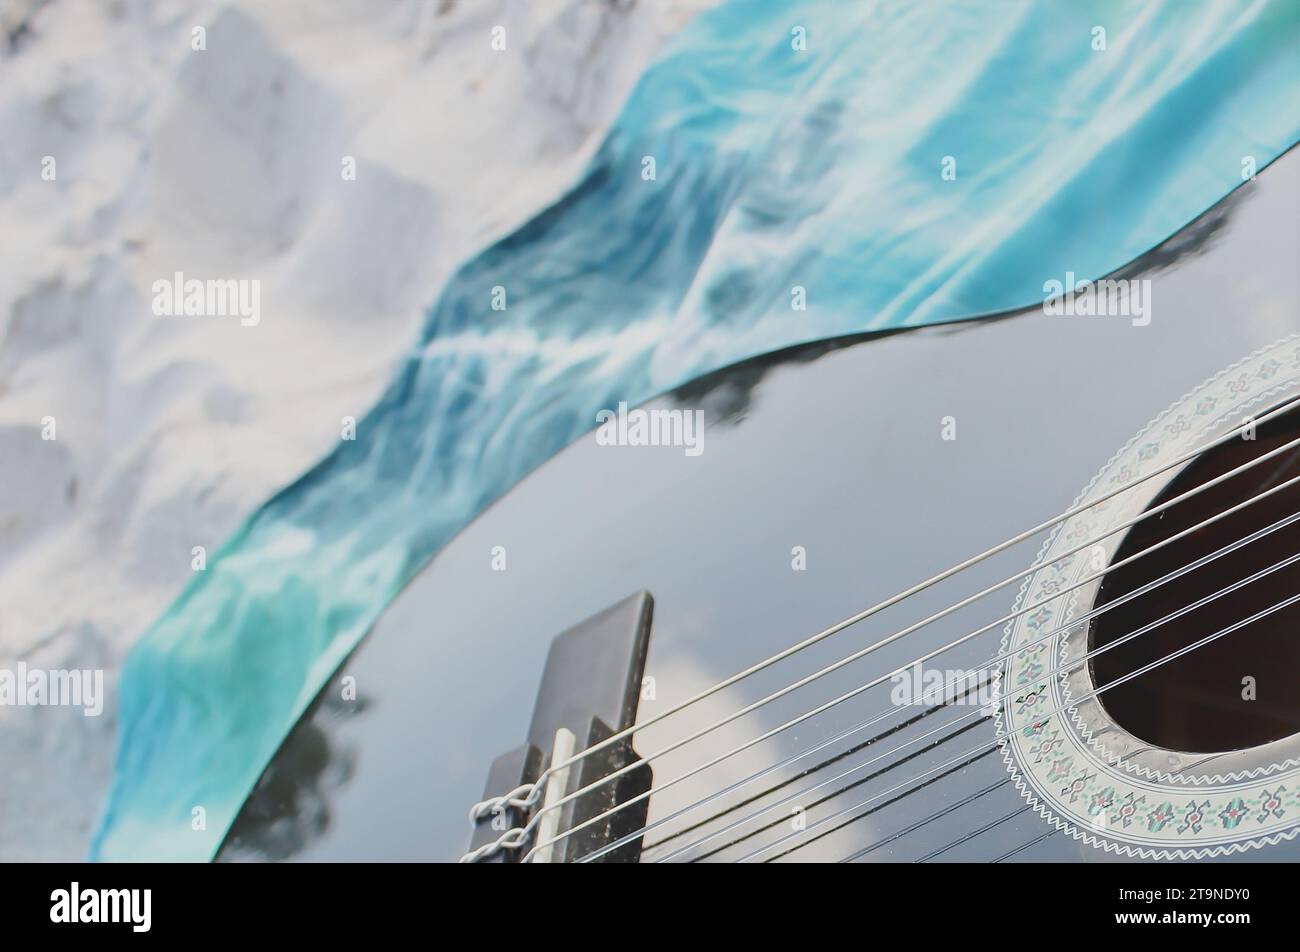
[{"left": 997, "top": 337, "right": 1300, "bottom": 859}]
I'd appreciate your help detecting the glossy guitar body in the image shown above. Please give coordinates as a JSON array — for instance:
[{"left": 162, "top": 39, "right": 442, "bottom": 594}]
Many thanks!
[{"left": 220, "top": 148, "right": 1300, "bottom": 863}]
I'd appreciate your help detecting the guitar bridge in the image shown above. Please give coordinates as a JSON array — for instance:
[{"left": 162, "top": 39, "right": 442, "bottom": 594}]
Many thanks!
[{"left": 466, "top": 591, "right": 654, "bottom": 863}]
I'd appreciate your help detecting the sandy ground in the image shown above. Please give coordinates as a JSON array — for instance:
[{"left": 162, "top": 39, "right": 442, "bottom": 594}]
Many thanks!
[{"left": 0, "top": 0, "right": 711, "bottom": 860}]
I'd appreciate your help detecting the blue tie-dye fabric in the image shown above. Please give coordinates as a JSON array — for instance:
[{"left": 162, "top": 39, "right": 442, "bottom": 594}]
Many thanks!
[{"left": 94, "top": 0, "right": 1300, "bottom": 859}]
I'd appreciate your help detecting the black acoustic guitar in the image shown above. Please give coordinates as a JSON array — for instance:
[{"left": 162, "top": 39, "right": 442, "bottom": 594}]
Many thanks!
[{"left": 219, "top": 146, "right": 1300, "bottom": 863}]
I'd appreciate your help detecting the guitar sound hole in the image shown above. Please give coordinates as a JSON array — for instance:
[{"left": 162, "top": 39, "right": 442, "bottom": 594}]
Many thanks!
[{"left": 1088, "top": 402, "right": 1300, "bottom": 754}]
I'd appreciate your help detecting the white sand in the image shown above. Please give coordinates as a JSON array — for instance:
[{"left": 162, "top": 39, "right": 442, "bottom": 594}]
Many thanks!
[{"left": 0, "top": 0, "right": 711, "bottom": 860}]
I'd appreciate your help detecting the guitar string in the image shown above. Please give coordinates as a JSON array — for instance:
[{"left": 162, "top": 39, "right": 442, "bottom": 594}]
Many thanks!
[
  {"left": 641, "top": 672, "right": 994, "bottom": 852},
  {"left": 913, "top": 805, "right": 1032, "bottom": 863},
  {"left": 472, "top": 396, "right": 1300, "bottom": 826},
  {"left": 834, "top": 776, "right": 1011, "bottom": 863},
  {"left": 769, "top": 591, "right": 1300, "bottom": 865},
  {"left": 640, "top": 516, "right": 1290, "bottom": 860},
  {"left": 771, "top": 750, "right": 1007, "bottom": 864},
  {"left": 684, "top": 715, "right": 997, "bottom": 862},
  {"left": 514, "top": 434, "right": 1300, "bottom": 863},
  {"left": 734, "top": 588, "right": 1300, "bottom": 863},
  {"left": 646, "top": 540, "right": 1300, "bottom": 862},
  {"left": 638, "top": 508, "right": 1293, "bottom": 857},
  {"left": 757, "top": 745, "right": 1003, "bottom": 863},
  {"left": 465, "top": 395, "right": 1300, "bottom": 844},
  {"left": 989, "top": 830, "right": 1056, "bottom": 863},
  {"left": 524, "top": 459, "right": 1300, "bottom": 862},
  {"left": 915, "top": 505, "right": 1300, "bottom": 869},
  {"left": 706, "top": 649, "right": 1107, "bottom": 862},
  {"left": 539, "top": 464, "right": 1300, "bottom": 863}
]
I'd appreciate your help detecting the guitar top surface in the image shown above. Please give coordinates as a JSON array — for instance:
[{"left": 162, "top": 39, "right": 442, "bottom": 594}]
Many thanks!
[{"left": 220, "top": 148, "right": 1300, "bottom": 863}]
